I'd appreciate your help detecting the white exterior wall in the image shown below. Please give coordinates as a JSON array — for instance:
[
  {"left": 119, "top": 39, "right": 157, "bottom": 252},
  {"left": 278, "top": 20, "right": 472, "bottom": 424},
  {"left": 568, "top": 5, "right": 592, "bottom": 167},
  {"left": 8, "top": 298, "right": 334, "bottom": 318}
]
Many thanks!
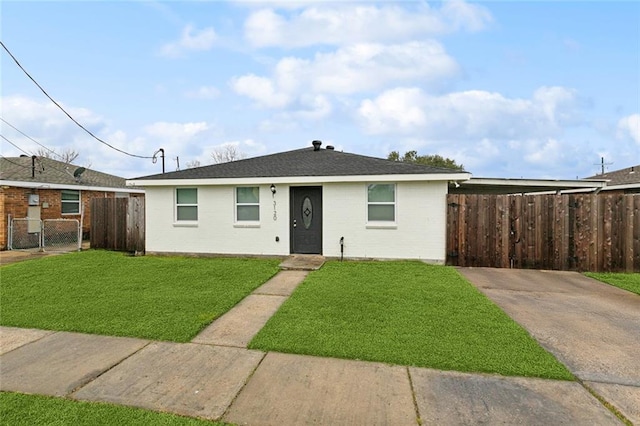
[
  {"left": 145, "top": 180, "right": 448, "bottom": 262},
  {"left": 146, "top": 185, "right": 291, "bottom": 256},
  {"left": 322, "top": 181, "right": 447, "bottom": 262}
]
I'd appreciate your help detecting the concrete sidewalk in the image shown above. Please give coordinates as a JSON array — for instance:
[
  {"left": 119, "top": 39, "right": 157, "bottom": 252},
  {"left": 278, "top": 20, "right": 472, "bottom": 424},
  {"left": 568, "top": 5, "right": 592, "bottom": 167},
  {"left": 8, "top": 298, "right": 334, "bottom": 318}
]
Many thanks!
[{"left": 0, "top": 326, "right": 620, "bottom": 425}]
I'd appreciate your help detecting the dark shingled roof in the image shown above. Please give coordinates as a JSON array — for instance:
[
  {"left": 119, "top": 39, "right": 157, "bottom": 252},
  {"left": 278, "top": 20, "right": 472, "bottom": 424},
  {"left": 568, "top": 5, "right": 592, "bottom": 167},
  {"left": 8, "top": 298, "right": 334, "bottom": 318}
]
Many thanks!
[
  {"left": 0, "top": 156, "right": 129, "bottom": 188},
  {"left": 586, "top": 164, "right": 640, "bottom": 186},
  {"left": 133, "top": 147, "right": 466, "bottom": 180}
]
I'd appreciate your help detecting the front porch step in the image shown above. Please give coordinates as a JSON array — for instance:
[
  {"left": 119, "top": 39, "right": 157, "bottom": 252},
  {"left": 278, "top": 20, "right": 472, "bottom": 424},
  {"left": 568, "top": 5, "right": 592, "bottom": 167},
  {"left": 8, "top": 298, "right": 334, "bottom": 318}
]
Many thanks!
[{"left": 279, "top": 254, "right": 325, "bottom": 271}]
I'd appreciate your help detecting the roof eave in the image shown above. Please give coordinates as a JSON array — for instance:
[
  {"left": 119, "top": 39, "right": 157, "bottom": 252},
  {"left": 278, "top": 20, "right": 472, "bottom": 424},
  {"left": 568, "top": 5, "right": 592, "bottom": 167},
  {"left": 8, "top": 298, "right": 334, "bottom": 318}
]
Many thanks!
[
  {"left": 127, "top": 172, "right": 471, "bottom": 187},
  {"left": 1, "top": 180, "right": 145, "bottom": 193}
]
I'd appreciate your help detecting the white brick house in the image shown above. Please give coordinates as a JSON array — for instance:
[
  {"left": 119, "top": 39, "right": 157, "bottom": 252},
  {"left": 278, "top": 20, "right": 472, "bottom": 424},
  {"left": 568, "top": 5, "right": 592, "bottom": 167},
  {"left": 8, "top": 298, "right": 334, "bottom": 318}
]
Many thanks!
[{"left": 128, "top": 141, "right": 470, "bottom": 262}]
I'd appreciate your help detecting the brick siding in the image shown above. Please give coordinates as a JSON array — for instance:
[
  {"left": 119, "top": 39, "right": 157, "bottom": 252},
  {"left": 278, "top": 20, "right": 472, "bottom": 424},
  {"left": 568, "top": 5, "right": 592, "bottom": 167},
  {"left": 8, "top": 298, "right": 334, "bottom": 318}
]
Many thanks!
[{"left": 0, "top": 186, "right": 139, "bottom": 250}]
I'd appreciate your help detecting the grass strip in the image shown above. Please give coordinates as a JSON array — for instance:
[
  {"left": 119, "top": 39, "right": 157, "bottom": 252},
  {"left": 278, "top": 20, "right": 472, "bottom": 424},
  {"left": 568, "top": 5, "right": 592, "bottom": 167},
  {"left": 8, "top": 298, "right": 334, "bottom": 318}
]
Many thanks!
[
  {"left": 0, "top": 392, "right": 225, "bottom": 425},
  {"left": 0, "top": 250, "right": 280, "bottom": 342},
  {"left": 584, "top": 272, "right": 640, "bottom": 295},
  {"left": 250, "top": 261, "right": 573, "bottom": 380}
]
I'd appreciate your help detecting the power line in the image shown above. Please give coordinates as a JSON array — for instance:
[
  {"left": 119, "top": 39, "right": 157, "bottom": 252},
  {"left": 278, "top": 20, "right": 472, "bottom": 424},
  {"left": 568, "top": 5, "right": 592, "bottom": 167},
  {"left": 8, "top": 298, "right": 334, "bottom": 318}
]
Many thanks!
[
  {"left": 0, "top": 40, "right": 154, "bottom": 160},
  {"left": 0, "top": 135, "right": 88, "bottom": 178},
  {"left": 0, "top": 116, "right": 65, "bottom": 160},
  {"left": 0, "top": 134, "right": 32, "bottom": 156}
]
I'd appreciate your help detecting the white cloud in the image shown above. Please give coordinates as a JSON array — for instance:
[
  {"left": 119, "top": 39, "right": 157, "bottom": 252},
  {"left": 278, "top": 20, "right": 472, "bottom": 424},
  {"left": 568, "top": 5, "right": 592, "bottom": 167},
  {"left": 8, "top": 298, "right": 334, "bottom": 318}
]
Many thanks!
[
  {"left": 354, "top": 86, "right": 600, "bottom": 178},
  {"left": 293, "top": 94, "right": 332, "bottom": 120},
  {"left": 231, "top": 41, "right": 458, "bottom": 108},
  {"left": 532, "top": 86, "right": 581, "bottom": 126},
  {"left": 524, "top": 138, "right": 563, "bottom": 165},
  {"left": 184, "top": 86, "right": 220, "bottom": 99},
  {"left": 143, "top": 121, "right": 209, "bottom": 140},
  {"left": 356, "top": 86, "right": 580, "bottom": 139},
  {"left": 255, "top": 94, "right": 333, "bottom": 130},
  {"left": 617, "top": 113, "right": 640, "bottom": 144},
  {"left": 358, "top": 87, "right": 427, "bottom": 134},
  {"left": 160, "top": 24, "right": 216, "bottom": 58},
  {"left": 230, "top": 74, "right": 291, "bottom": 108},
  {"left": 440, "top": 0, "right": 493, "bottom": 32},
  {"left": 0, "top": 95, "right": 108, "bottom": 157},
  {"left": 244, "top": 2, "right": 492, "bottom": 48},
  {"left": 308, "top": 42, "right": 458, "bottom": 94}
]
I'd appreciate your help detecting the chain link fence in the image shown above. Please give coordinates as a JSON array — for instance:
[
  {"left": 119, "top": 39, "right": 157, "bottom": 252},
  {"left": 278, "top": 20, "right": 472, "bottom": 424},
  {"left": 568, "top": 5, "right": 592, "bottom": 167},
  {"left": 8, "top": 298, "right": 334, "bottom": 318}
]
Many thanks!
[{"left": 8, "top": 217, "right": 81, "bottom": 252}]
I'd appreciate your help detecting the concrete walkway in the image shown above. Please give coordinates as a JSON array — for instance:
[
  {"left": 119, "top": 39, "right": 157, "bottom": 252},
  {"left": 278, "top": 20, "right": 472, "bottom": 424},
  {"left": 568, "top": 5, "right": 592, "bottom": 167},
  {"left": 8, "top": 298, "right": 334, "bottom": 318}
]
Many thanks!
[
  {"left": 0, "top": 262, "right": 630, "bottom": 425},
  {"left": 458, "top": 267, "right": 640, "bottom": 424},
  {"left": 192, "top": 270, "right": 308, "bottom": 347}
]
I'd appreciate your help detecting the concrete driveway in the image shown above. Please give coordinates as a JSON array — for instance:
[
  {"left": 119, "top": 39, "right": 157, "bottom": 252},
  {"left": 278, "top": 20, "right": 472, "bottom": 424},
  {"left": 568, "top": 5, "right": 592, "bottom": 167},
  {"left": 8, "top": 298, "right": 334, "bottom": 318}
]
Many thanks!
[{"left": 458, "top": 268, "right": 640, "bottom": 424}]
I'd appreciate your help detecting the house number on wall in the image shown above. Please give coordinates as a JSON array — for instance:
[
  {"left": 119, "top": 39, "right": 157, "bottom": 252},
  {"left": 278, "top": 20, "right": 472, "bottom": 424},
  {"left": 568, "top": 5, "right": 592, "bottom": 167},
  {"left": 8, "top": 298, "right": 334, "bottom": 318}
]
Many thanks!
[{"left": 273, "top": 200, "right": 277, "bottom": 221}]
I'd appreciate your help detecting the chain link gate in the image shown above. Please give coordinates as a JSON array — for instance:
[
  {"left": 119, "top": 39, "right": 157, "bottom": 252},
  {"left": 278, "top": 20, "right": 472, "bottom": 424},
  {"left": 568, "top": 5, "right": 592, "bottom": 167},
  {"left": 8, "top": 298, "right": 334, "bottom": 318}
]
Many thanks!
[{"left": 8, "top": 216, "right": 81, "bottom": 252}]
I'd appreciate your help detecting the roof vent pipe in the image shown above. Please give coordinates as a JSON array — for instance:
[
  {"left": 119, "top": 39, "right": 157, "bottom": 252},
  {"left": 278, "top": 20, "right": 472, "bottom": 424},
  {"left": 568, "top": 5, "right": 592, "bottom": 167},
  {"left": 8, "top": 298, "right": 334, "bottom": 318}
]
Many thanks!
[
  {"left": 31, "top": 155, "right": 36, "bottom": 178},
  {"left": 326, "top": 145, "right": 334, "bottom": 150},
  {"left": 312, "top": 140, "right": 322, "bottom": 151}
]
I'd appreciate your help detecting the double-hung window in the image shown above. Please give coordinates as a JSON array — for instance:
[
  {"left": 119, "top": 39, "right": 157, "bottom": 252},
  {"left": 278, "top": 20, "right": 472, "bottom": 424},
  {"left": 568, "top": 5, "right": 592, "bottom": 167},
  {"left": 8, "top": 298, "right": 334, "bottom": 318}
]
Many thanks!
[
  {"left": 176, "top": 188, "right": 198, "bottom": 221},
  {"left": 367, "top": 183, "right": 395, "bottom": 222},
  {"left": 236, "top": 187, "right": 260, "bottom": 222},
  {"left": 61, "top": 190, "right": 80, "bottom": 214}
]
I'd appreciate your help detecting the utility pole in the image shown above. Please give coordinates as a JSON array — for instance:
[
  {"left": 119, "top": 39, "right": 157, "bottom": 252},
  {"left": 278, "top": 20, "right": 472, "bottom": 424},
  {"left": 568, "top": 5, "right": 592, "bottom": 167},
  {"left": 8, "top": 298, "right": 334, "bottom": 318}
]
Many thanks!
[
  {"left": 595, "top": 157, "right": 613, "bottom": 175},
  {"left": 153, "top": 148, "right": 165, "bottom": 173}
]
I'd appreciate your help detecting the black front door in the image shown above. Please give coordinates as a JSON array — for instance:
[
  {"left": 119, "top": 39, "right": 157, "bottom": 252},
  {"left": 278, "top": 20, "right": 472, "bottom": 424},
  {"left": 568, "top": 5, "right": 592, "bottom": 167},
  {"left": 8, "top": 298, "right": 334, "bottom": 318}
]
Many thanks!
[{"left": 290, "top": 186, "right": 322, "bottom": 254}]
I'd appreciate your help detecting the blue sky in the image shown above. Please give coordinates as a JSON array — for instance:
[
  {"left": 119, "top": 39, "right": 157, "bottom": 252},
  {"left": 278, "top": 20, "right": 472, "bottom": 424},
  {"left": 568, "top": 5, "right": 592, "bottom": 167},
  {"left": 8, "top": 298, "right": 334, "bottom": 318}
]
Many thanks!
[{"left": 1, "top": 1, "right": 638, "bottom": 179}]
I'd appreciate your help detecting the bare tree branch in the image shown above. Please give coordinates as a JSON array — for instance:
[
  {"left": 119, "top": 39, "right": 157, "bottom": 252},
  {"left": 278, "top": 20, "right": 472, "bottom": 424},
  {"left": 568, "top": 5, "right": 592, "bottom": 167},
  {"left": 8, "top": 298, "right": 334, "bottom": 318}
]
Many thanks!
[
  {"left": 211, "top": 144, "right": 247, "bottom": 164},
  {"left": 36, "top": 147, "right": 80, "bottom": 164},
  {"left": 185, "top": 159, "right": 202, "bottom": 169}
]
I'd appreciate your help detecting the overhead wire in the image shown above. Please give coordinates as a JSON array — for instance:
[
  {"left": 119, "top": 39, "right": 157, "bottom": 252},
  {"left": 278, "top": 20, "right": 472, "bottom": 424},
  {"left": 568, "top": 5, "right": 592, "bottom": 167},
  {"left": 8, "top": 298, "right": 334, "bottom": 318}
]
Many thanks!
[
  {"left": 1, "top": 118, "right": 94, "bottom": 177},
  {"left": 0, "top": 133, "right": 83, "bottom": 178},
  {"left": 0, "top": 134, "right": 32, "bottom": 156},
  {"left": 0, "top": 116, "right": 65, "bottom": 160},
  {"left": 0, "top": 40, "right": 154, "bottom": 160}
]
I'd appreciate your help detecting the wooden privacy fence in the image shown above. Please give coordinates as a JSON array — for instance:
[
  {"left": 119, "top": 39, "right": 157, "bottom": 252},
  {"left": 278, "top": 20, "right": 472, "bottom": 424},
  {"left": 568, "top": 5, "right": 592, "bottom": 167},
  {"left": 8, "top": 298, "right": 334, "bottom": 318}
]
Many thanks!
[
  {"left": 90, "top": 197, "right": 145, "bottom": 252},
  {"left": 446, "top": 193, "right": 639, "bottom": 272}
]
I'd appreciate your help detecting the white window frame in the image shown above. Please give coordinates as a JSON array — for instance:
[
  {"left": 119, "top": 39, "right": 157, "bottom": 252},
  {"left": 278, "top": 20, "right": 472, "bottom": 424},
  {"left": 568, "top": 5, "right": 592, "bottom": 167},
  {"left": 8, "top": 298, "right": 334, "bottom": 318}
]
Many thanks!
[
  {"left": 366, "top": 183, "right": 396, "bottom": 224},
  {"left": 61, "top": 189, "right": 81, "bottom": 215},
  {"left": 235, "top": 186, "right": 260, "bottom": 224},
  {"left": 175, "top": 188, "right": 198, "bottom": 223}
]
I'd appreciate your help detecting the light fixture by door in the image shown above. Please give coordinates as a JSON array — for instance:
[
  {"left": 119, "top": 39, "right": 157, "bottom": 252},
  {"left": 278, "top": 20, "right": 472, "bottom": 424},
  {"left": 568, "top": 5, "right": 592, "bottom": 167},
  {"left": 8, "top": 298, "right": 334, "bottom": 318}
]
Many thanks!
[{"left": 270, "top": 184, "right": 276, "bottom": 195}]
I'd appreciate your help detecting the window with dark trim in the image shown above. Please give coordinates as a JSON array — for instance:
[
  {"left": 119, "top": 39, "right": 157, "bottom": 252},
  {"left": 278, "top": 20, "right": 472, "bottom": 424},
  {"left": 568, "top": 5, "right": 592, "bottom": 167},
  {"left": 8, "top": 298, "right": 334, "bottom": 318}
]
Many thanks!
[{"left": 61, "top": 190, "right": 80, "bottom": 214}]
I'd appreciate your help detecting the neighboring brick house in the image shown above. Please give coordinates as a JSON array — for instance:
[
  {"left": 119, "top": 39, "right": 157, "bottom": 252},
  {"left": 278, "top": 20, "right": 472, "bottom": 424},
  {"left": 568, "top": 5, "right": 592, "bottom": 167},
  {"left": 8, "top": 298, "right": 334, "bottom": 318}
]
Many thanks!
[
  {"left": 0, "top": 156, "right": 144, "bottom": 250},
  {"left": 586, "top": 164, "right": 640, "bottom": 194}
]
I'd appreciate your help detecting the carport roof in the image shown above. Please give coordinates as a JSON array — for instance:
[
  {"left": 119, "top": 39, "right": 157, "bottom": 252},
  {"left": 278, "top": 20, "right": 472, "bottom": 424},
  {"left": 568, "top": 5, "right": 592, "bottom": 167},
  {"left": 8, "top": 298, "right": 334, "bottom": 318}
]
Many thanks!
[{"left": 448, "top": 177, "right": 607, "bottom": 195}]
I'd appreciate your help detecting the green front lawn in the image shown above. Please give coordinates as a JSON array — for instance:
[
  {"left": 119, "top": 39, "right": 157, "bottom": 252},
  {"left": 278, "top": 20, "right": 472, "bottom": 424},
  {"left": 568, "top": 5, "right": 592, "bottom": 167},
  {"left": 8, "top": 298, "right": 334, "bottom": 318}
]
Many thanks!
[
  {"left": 0, "top": 392, "right": 225, "bottom": 425},
  {"left": 585, "top": 272, "right": 640, "bottom": 295},
  {"left": 0, "top": 250, "right": 280, "bottom": 342},
  {"left": 250, "top": 261, "right": 573, "bottom": 380}
]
